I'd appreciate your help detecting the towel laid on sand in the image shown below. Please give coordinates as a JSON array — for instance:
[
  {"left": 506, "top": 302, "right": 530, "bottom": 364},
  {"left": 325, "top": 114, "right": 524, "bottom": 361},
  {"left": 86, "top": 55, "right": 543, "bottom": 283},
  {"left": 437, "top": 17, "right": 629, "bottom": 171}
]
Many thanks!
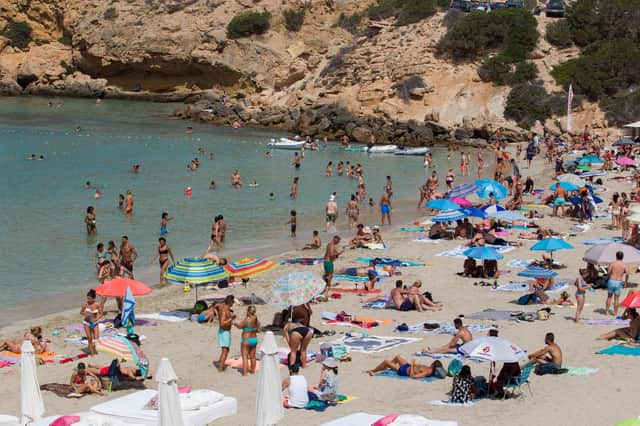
[
  {"left": 356, "top": 257, "right": 425, "bottom": 267},
  {"left": 363, "top": 300, "right": 387, "bottom": 309},
  {"left": 413, "top": 236, "right": 443, "bottom": 244},
  {"left": 436, "top": 245, "right": 514, "bottom": 258},
  {"left": 565, "top": 367, "right": 599, "bottom": 376},
  {"left": 596, "top": 345, "right": 640, "bottom": 356},
  {"left": 399, "top": 227, "right": 428, "bottom": 233},
  {"left": 466, "top": 309, "right": 533, "bottom": 322},
  {"left": 374, "top": 370, "right": 443, "bottom": 382},
  {"left": 331, "top": 287, "right": 381, "bottom": 294},
  {"left": 429, "top": 400, "right": 477, "bottom": 407},
  {"left": 334, "top": 335, "right": 420, "bottom": 353},
  {"left": 494, "top": 279, "right": 570, "bottom": 293},
  {"left": 280, "top": 257, "right": 322, "bottom": 265},
  {"left": 40, "top": 383, "right": 83, "bottom": 398},
  {"left": 582, "top": 237, "right": 624, "bottom": 245},
  {"left": 585, "top": 318, "right": 629, "bottom": 326},
  {"left": 507, "top": 259, "right": 534, "bottom": 268},
  {"left": 137, "top": 311, "right": 190, "bottom": 322},
  {"left": 334, "top": 274, "right": 369, "bottom": 283},
  {"left": 396, "top": 322, "right": 492, "bottom": 335}
]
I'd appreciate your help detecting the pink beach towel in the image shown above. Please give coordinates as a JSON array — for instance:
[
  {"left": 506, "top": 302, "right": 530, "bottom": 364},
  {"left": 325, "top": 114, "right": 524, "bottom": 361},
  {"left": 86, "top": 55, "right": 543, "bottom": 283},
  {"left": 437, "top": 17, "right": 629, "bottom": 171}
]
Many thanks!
[{"left": 50, "top": 415, "right": 81, "bottom": 426}]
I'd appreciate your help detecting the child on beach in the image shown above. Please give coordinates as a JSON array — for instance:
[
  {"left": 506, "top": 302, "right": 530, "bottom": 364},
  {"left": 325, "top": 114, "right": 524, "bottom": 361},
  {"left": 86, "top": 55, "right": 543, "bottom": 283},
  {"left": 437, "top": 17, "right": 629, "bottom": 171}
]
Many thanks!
[
  {"left": 311, "top": 358, "right": 339, "bottom": 402},
  {"left": 286, "top": 210, "right": 297, "bottom": 238},
  {"left": 213, "top": 295, "right": 235, "bottom": 372},
  {"left": 160, "top": 212, "right": 173, "bottom": 235},
  {"left": 302, "top": 230, "right": 322, "bottom": 250},
  {"left": 233, "top": 305, "right": 259, "bottom": 376}
]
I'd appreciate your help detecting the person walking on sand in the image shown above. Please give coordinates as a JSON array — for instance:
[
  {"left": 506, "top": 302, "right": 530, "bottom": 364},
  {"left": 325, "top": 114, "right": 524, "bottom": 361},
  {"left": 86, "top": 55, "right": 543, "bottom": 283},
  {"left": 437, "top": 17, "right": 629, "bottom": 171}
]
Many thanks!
[
  {"left": 151, "top": 237, "right": 175, "bottom": 288},
  {"left": 213, "top": 295, "right": 235, "bottom": 372},
  {"left": 124, "top": 190, "right": 134, "bottom": 214},
  {"left": 325, "top": 195, "right": 338, "bottom": 233},
  {"left": 606, "top": 251, "right": 628, "bottom": 316},
  {"left": 380, "top": 192, "right": 392, "bottom": 226},
  {"left": 80, "top": 289, "right": 102, "bottom": 356},
  {"left": 323, "top": 235, "right": 344, "bottom": 292}
]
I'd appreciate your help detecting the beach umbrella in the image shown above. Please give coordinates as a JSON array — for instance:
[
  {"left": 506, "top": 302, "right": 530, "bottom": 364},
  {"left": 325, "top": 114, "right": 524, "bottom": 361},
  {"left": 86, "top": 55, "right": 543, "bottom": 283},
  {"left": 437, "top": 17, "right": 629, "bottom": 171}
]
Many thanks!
[
  {"left": 121, "top": 286, "right": 136, "bottom": 334},
  {"left": 256, "top": 331, "right": 284, "bottom": 426},
  {"left": 165, "top": 257, "right": 229, "bottom": 285},
  {"left": 531, "top": 238, "right": 574, "bottom": 261},
  {"left": 621, "top": 291, "right": 640, "bottom": 309},
  {"left": 224, "top": 257, "right": 278, "bottom": 279},
  {"left": 156, "top": 358, "right": 185, "bottom": 426},
  {"left": 481, "top": 204, "right": 506, "bottom": 215},
  {"left": 432, "top": 209, "right": 468, "bottom": 223},
  {"left": 459, "top": 336, "right": 527, "bottom": 363},
  {"left": 578, "top": 155, "right": 603, "bottom": 165},
  {"left": 450, "top": 197, "right": 473, "bottom": 207},
  {"left": 461, "top": 207, "right": 486, "bottom": 218},
  {"left": 613, "top": 138, "right": 634, "bottom": 147},
  {"left": 96, "top": 335, "right": 140, "bottom": 363},
  {"left": 583, "top": 243, "right": 640, "bottom": 265},
  {"left": 21, "top": 340, "right": 44, "bottom": 424},
  {"left": 427, "top": 199, "right": 461, "bottom": 211},
  {"left": 517, "top": 266, "right": 558, "bottom": 278},
  {"left": 95, "top": 277, "right": 151, "bottom": 297},
  {"left": 260, "top": 272, "right": 325, "bottom": 308},
  {"left": 578, "top": 170, "right": 606, "bottom": 177},
  {"left": 463, "top": 246, "right": 504, "bottom": 260},
  {"left": 549, "top": 181, "right": 580, "bottom": 191},
  {"left": 486, "top": 210, "right": 527, "bottom": 223},
  {"left": 447, "top": 183, "right": 478, "bottom": 198},
  {"left": 475, "top": 180, "right": 508, "bottom": 200},
  {"left": 557, "top": 174, "right": 585, "bottom": 185},
  {"left": 616, "top": 156, "right": 636, "bottom": 166}
]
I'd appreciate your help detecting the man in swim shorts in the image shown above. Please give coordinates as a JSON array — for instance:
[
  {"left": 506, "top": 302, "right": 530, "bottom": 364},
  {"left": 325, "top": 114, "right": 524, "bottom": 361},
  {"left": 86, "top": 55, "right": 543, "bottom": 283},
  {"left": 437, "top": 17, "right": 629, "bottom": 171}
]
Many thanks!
[
  {"left": 423, "top": 318, "right": 473, "bottom": 355},
  {"left": 552, "top": 180, "right": 567, "bottom": 217},
  {"left": 367, "top": 355, "right": 444, "bottom": 379},
  {"left": 323, "top": 236, "right": 343, "bottom": 293},
  {"left": 528, "top": 332, "right": 566, "bottom": 375},
  {"left": 213, "top": 295, "right": 235, "bottom": 372},
  {"left": 325, "top": 195, "right": 338, "bottom": 233},
  {"left": 380, "top": 192, "right": 392, "bottom": 226},
  {"left": 606, "top": 251, "right": 628, "bottom": 316}
]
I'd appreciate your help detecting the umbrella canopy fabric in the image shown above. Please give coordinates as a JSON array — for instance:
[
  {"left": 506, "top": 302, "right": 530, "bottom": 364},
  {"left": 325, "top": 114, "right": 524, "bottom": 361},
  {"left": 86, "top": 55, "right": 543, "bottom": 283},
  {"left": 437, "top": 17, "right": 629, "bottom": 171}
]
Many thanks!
[
  {"left": 475, "top": 180, "right": 507, "bottom": 200},
  {"left": 486, "top": 210, "right": 527, "bottom": 223},
  {"left": 459, "top": 336, "right": 527, "bottom": 363},
  {"left": 121, "top": 286, "right": 136, "bottom": 331},
  {"left": 616, "top": 156, "right": 636, "bottom": 166},
  {"left": 463, "top": 246, "right": 504, "bottom": 260},
  {"left": 427, "top": 199, "right": 461, "bottom": 211},
  {"left": 165, "top": 257, "right": 229, "bottom": 285},
  {"left": 448, "top": 183, "right": 479, "bottom": 198},
  {"left": 583, "top": 243, "right": 640, "bottom": 265},
  {"left": 578, "top": 170, "right": 607, "bottom": 177},
  {"left": 481, "top": 204, "right": 506, "bottom": 214},
  {"left": 432, "top": 209, "right": 468, "bottom": 223},
  {"left": 531, "top": 238, "right": 574, "bottom": 252},
  {"left": 156, "top": 358, "right": 185, "bottom": 426},
  {"left": 549, "top": 181, "right": 580, "bottom": 191},
  {"left": 450, "top": 197, "right": 472, "bottom": 207},
  {"left": 578, "top": 154, "right": 603, "bottom": 165},
  {"left": 461, "top": 207, "right": 486, "bottom": 218},
  {"left": 261, "top": 272, "right": 326, "bottom": 308},
  {"left": 224, "top": 258, "right": 277, "bottom": 279},
  {"left": 517, "top": 266, "right": 558, "bottom": 278},
  {"left": 256, "top": 331, "right": 284, "bottom": 426},
  {"left": 96, "top": 335, "right": 140, "bottom": 363},
  {"left": 557, "top": 174, "right": 585, "bottom": 185},
  {"left": 21, "top": 340, "right": 45, "bottom": 424},
  {"left": 613, "top": 138, "right": 635, "bottom": 146},
  {"left": 95, "top": 278, "right": 151, "bottom": 298},
  {"left": 621, "top": 291, "right": 640, "bottom": 309}
]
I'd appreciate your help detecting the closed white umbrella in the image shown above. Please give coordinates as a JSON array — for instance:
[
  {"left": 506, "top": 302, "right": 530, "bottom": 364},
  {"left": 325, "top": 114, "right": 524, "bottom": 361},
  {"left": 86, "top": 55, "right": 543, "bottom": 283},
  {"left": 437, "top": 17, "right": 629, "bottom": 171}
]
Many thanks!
[
  {"left": 156, "top": 358, "right": 185, "bottom": 426},
  {"left": 21, "top": 340, "right": 44, "bottom": 425},
  {"left": 459, "top": 336, "right": 527, "bottom": 363},
  {"left": 256, "top": 331, "right": 283, "bottom": 426}
]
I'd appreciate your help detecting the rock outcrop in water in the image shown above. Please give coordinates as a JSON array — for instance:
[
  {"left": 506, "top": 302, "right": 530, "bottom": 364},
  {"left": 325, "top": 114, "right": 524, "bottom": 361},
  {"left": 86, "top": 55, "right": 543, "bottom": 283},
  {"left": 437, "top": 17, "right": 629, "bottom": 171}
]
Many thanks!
[{"left": 0, "top": 0, "right": 612, "bottom": 142}]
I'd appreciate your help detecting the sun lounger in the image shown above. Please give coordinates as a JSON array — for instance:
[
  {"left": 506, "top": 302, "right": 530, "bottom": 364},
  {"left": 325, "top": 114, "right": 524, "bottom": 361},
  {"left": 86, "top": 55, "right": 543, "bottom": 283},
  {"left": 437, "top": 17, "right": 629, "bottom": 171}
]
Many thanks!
[
  {"left": 31, "top": 413, "right": 143, "bottom": 426},
  {"left": 90, "top": 389, "right": 237, "bottom": 425},
  {"left": 320, "top": 412, "right": 384, "bottom": 426}
]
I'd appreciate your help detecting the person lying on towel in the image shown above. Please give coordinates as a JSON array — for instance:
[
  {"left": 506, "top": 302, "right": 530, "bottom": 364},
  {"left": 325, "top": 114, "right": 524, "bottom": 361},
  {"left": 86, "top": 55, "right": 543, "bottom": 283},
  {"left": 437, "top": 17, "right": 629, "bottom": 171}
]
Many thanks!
[{"left": 367, "top": 355, "right": 445, "bottom": 379}]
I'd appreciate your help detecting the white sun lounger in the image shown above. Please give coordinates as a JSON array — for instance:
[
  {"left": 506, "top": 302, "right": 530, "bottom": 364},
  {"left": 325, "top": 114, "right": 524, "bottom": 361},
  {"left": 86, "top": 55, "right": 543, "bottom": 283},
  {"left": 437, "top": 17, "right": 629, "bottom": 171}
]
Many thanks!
[
  {"left": 31, "top": 413, "right": 143, "bottom": 426},
  {"left": 321, "top": 412, "right": 384, "bottom": 426},
  {"left": 90, "top": 389, "right": 237, "bottom": 425}
]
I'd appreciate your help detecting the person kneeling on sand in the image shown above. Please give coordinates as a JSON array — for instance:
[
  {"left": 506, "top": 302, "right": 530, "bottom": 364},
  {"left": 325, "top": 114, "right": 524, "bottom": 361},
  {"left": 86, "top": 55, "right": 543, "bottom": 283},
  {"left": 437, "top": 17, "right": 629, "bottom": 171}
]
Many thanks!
[
  {"left": 367, "top": 355, "right": 444, "bottom": 379},
  {"left": 597, "top": 307, "right": 640, "bottom": 343},
  {"left": 423, "top": 318, "right": 472, "bottom": 354}
]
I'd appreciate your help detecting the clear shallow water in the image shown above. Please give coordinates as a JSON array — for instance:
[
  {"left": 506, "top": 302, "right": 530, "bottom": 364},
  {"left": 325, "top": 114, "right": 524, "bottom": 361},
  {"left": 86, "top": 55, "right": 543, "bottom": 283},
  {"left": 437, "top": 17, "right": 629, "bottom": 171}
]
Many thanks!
[{"left": 0, "top": 97, "right": 467, "bottom": 306}]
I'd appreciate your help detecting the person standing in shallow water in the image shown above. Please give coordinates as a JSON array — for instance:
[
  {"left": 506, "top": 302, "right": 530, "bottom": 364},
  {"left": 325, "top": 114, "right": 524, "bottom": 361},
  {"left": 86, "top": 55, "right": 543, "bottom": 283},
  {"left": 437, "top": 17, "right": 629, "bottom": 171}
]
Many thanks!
[
  {"left": 124, "top": 190, "right": 134, "bottom": 214},
  {"left": 380, "top": 192, "right": 392, "bottom": 226},
  {"left": 84, "top": 206, "right": 97, "bottom": 235},
  {"left": 151, "top": 237, "right": 175, "bottom": 288}
]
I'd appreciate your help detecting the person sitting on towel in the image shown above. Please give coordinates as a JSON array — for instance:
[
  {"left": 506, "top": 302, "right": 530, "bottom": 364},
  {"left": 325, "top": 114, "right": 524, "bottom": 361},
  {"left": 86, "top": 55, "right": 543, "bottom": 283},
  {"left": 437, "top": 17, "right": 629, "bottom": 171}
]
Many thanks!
[
  {"left": 597, "top": 307, "right": 640, "bottom": 342},
  {"left": 483, "top": 259, "right": 500, "bottom": 279},
  {"left": 528, "top": 332, "right": 566, "bottom": 375},
  {"left": 423, "top": 318, "right": 473, "bottom": 355},
  {"left": 367, "top": 355, "right": 444, "bottom": 379},
  {"left": 429, "top": 222, "right": 449, "bottom": 240}
]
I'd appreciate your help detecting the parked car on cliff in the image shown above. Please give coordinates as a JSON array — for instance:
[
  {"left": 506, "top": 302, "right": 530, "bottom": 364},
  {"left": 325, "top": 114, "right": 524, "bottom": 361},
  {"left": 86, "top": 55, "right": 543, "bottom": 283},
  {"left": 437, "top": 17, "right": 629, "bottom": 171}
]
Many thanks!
[{"left": 545, "top": 0, "right": 566, "bottom": 17}]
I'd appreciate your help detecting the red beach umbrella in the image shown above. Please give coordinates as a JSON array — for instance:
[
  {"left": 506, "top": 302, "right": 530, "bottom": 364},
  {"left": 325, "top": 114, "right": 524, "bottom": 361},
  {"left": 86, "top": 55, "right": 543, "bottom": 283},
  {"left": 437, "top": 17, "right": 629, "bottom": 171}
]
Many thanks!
[
  {"left": 96, "top": 277, "right": 152, "bottom": 297},
  {"left": 621, "top": 291, "right": 640, "bottom": 309}
]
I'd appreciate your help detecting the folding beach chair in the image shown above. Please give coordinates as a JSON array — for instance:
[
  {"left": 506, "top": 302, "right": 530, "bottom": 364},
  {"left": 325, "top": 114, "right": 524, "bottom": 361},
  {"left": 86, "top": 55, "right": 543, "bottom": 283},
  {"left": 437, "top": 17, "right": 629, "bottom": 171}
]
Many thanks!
[{"left": 503, "top": 363, "right": 534, "bottom": 400}]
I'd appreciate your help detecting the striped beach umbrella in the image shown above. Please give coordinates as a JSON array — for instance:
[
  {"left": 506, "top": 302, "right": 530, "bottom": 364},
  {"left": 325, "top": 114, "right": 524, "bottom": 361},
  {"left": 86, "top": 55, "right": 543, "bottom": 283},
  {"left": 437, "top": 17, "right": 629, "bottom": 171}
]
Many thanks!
[
  {"left": 578, "top": 170, "right": 607, "bottom": 177},
  {"left": 432, "top": 209, "right": 468, "bottom": 223},
  {"left": 164, "top": 257, "right": 229, "bottom": 285},
  {"left": 427, "top": 199, "right": 461, "bottom": 211},
  {"left": 260, "top": 272, "right": 326, "bottom": 309},
  {"left": 96, "top": 335, "right": 140, "bottom": 363},
  {"left": 461, "top": 207, "right": 486, "bottom": 218},
  {"left": 486, "top": 210, "right": 527, "bottom": 223},
  {"left": 481, "top": 204, "right": 506, "bottom": 215},
  {"left": 517, "top": 266, "right": 558, "bottom": 278},
  {"left": 448, "top": 183, "right": 478, "bottom": 198},
  {"left": 225, "top": 257, "right": 278, "bottom": 279}
]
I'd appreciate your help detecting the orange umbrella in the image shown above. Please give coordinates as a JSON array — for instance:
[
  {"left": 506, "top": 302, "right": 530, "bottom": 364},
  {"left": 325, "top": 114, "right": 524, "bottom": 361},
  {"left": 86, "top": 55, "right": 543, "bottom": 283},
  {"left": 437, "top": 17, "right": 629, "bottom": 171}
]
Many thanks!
[
  {"left": 621, "top": 291, "right": 640, "bottom": 309},
  {"left": 96, "top": 278, "right": 152, "bottom": 297},
  {"left": 224, "top": 257, "right": 277, "bottom": 279}
]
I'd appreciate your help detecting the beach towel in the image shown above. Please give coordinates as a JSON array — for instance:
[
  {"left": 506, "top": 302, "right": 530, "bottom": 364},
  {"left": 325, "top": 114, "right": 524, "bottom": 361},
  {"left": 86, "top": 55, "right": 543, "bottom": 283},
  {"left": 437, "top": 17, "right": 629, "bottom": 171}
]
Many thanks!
[
  {"left": 280, "top": 257, "right": 322, "bottom": 266},
  {"left": 429, "top": 400, "right": 476, "bottom": 407},
  {"left": 494, "top": 279, "right": 570, "bottom": 293},
  {"left": 334, "top": 274, "right": 369, "bottom": 283},
  {"left": 596, "top": 345, "right": 640, "bottom": 356},
  {"left": 302, "top": 394, "right": 353, "bottom": 412},
  {"left": 40, "top": 383, "right": 84, "bottom": 398},
  {"left": 333, "top": 336, "right": 420, "bottom": 353},
  {"left": 582, "top": 237, "right": 624, "bottom": 245},
  {"left": 374, "top": 370, "right": 443, "bottom": 382},
  {"left": 413, "top": 236, "right": 443, "bottom": 244},
  {"left": 565, "top": 367, "right": 599, "bottom": 376},
  {"left": 137, "top": 310, "right": 190, "bottom": 322},
  {"left": 436, "top": 245, "right": 514, "bottom": 258},
  {"left": 364, "top": 243, "right": 387, "bottom": 250},
  {"left": 356, "top": 257, "right": 425, "bottom": 267},
  {"left": 363, "top": 301, "right": 387, "bottom": 309},
  {"left": 399, "top": 227, "right": 428, "bottom": 233},
  {"left": 0, "top": 361, "right": 11, "bottom": 369},
  {"left": 331, "top": 288, "right": 381, "bottom": 294},
  {"left": 0, "top": 352, "right": 20, "bottom": 365},
  {"left": 395, "top": 322, "right": 492, "bottom": 336},
  {"left": 466, "top": 309, "right": 532, "bottom": 322},
  {"left": 585, "top": 318, "right": 629, "bottom": 326},
  {"left": 507, "top": 259, "right": 534, "bottom": 268}
]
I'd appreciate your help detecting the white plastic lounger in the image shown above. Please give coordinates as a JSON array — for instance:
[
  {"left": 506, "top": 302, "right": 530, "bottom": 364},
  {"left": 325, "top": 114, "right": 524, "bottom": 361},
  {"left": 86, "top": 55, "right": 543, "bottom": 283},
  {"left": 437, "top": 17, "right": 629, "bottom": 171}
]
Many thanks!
[
  {"left": 321, "top": 412, "right": 384, "bottom": 426},
  {"left": 31, "top": 413, "right": 143, "bottom": 426},
  {"left": 90, "top": 389, "right": 237, "bottom": 425},
  {"left": 321, "top": 413, "right": 459, "bottom": 426}
]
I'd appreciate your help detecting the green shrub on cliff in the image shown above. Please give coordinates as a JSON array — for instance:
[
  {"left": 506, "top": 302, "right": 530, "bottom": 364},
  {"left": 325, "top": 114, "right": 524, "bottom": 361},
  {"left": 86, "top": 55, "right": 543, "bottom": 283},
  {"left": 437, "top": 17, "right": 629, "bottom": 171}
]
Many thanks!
[
  {"left": 601, "top": 91, "right": 640, "bottom": 127},
  {"left": 336, "top": 12, "right": 362, "bottom": 34},
  {"left": 367, "top": 0, "right": 437, "bottom": 26},
  {"left": 103, "top": 7, "right": 118, "bottom": 20},
  {"left": 551, "top": 38, "right": 640, "bottom": 100},
  {"left": 545, "top": 19, "right": 572, "bottom": 48},
  {"left": 505, "top": 83, "right": 564, "bottom": 129},
  {"left": 2, "top": 21, "right": 32, "bottom": 50},
  {"left": 566, "top": 0, "right": 640, "bottom": 47},
  {"left": 227, "top": 11, "right": 271, "bottom": 39},
  {"left": 283, "top": 8, "right": 305, "bottom": 32},
  {"left": 60, "top": 60, "right": 76, "bottom": 75}
]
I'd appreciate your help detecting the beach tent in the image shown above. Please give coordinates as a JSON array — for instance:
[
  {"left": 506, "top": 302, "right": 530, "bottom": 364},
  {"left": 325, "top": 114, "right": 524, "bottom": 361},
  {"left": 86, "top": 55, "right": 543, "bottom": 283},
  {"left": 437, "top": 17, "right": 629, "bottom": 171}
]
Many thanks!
[
  {"left": 156, "top": 358, "right": 185, "bottom": 426},
  {"left": 256, "top": 331, "right": 283, "bottom": 426},
  {"left": 21, "top": 340, "right": 44, "bottom": 424}
]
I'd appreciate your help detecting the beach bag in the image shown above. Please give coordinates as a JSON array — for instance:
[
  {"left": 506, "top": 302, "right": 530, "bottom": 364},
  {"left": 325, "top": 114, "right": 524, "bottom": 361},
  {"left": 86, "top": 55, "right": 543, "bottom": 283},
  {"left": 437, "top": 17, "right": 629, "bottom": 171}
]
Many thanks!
[
  {"left": 536, "top": 308, "right": 550, "bottom": 320},
  {"left": 518, "top": 293, "right": 535, "bottom": 305},
  {"left": 447, "top": 359, "right": 462, "bottom": 377}
]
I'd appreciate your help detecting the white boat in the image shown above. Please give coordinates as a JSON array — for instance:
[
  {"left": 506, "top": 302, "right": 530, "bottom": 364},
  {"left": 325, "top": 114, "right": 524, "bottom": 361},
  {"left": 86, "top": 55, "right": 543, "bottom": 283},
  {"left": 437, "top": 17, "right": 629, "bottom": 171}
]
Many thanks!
[
  {"left": 267, "top": 138, "right": 305, "bottom": 150},
  {"left": 366, "top": 144, "right": 398, "bottom": 153},
  {"left": 394, "top": 147, "right": 430, "bottom": 156}
]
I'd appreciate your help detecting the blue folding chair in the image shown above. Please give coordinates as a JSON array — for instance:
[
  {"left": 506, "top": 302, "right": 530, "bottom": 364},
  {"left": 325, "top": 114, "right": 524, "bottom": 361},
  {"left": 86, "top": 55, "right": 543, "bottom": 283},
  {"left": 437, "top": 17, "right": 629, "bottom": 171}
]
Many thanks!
[{"left": 503, "top": 363, "right": 534, "bottom": 399}]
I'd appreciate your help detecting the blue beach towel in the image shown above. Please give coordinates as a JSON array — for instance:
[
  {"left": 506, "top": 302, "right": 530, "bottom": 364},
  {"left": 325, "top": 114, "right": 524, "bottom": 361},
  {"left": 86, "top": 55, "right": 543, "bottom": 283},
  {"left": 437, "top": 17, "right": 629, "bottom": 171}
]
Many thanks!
[
  {"left": 494, "top": 279, "right": 570, "bottom": 293},
  {"left": 374, "top": 370, "right": 443, "bottom": 382},
  {"left": 356, "top": 257, "right": 425, "bottom": 267},
  {"left": 596, "top": 345, "right": 640, "bottom": 356},
  {"left": 363, "top": 300, "right": 387, "bottom": 309},
  {"left": 334, "top": 274, "right": 369, "bottom": 283},
  {"left": 399, "top": 227, "right": 428, "bottom": 233},
  {"left": 507, "top": 259, "right": 534, "bottom": 268}
]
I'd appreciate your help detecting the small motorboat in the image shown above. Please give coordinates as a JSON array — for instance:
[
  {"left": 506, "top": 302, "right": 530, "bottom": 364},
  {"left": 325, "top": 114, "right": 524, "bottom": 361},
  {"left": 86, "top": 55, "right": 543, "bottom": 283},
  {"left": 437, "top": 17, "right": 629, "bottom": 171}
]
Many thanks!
[
  {"left": 344, "top": 146, "right": 366, "bottom": 152},
  {"left": 267, "top": 138, "right": 306, "bottom": 150},
  {"left": 366, "top": 144, "right": 398, "bottom": 153},
  {"left": 394, "top": 147, "right": 430, "bottom": 156}
]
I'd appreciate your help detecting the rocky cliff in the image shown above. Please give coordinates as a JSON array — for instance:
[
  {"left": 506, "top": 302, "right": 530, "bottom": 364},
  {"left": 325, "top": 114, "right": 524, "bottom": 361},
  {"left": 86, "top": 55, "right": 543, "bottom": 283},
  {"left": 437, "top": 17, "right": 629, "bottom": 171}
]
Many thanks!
[{"left": 0, "top": 0, "right": 612, "bottom": 142}]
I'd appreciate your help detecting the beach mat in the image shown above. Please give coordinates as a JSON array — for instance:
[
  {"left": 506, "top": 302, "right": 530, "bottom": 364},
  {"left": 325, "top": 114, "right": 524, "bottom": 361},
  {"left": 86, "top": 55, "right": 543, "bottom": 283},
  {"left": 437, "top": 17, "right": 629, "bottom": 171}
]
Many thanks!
[
  {"left": 334, "top": 274, "right": 369, "bottom": 283},
  {"left": 582, "top": 237, "right": 624, "bottom": 245},
  {"left": 596, "top": 345, "right": 640, "bottom": 356},
  {"left": 399, "top": 227, "right": 428, "bottom": 233},
  {"left": 40, "top": 383, "right": 84, "bottom": 398},
  {"left": 280, "top": 257, "right": 322, "bottom": 266},
  {"left": 507, "top": 259, "right": 534, "bottom": 268},
  {"left": 137, "top": 311, "right": 190, "bottom": 322},
  {"left": 333, "top": 335, "right": 420, "bottom": 353},
  {"left": 374, "top": 370, "right": 443, "bottom": 382},
  {"left": 565, "top": 367, "right": 599, "bottom": 376},
  {"left": 356, "top": 257, "right": 425, "bottom": 267},
  {"left": 585, "top": 318, "right": 629, "bottom": 326},
  {"left": 466, "top": 309, "right": 533, "bottom": 322},
  {"left": 302, "top": 394, "right": 354, "bottom": 412},
  {"left": 429, "top": 400, "right": 477, "bottom": 407},
  {"left": 363, "top": 301, "right": 387, "bottom": 309},
  {"left": 395, "top": 322, "right": 492, "bottom": 336},
  {"left": 413, "top": 236, "right": 443, "bottom": 244},
  {"left": 494, "top": 279, "right": 570, "bottom": 293}
]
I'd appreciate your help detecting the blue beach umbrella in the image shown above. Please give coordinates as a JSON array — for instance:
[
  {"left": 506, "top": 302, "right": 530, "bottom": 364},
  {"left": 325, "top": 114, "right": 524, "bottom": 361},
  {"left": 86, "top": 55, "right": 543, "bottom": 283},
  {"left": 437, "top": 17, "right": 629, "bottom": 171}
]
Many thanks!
[
  {"left": 578, "top": 154, "right": 603, "bottom": 165},
  {"left": 549, "top": 181, "right": 580, "bottom": 191},
  {"left": 487, "top": 210, "right": 527, "bottom": 223},
  {"left": 448, "top": 183, "right": 479, "bottom": 198},
  {"left": 463, "top": 246, "right": 504, "bottom": 260},
  {"left": 481, "top": 204, "right": 506, "bottom": 215},
  {"left": 475, "top": 180, "right": 508, "bottom": 200},
  {"left": 461, "top": 207, "right": 486, "bottom": 218},
  {"left": 427, "top": 199, "right": 461, "bottom": 211},
  {"left": 432, "top": 209, "right": 468, "bottom": 223},
  {"left": 517, "top": 266, "right": 558, "bottom": 278},
  {"left": 531, "top": 238, "right": 573, "bottom": 261}
]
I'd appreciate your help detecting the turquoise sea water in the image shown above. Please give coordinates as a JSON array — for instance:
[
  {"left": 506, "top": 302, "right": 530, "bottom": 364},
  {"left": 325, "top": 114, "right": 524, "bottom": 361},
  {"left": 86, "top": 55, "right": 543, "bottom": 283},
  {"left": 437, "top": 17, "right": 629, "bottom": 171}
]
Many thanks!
[{"left": 0, "top": 97, "right": 469, "bottom": 307}]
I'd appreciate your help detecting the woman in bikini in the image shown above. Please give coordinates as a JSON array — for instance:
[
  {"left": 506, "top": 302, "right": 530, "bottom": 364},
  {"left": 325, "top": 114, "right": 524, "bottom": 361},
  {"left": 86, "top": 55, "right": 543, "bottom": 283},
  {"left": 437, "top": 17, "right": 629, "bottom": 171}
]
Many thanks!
[
  {"left": 70, "top": 362, "right": 103, "bottom": 395},
  {"left": 283, "top": 318, "right": 313, "bottom": 368},
  {"left": 84, "top": 206, "right": 97, "bottom": 235},
  {"left": 94, "top": 243, "right": 111, "bottom": 281},
  {"left": 81, "top": 289, "right": 102, "bottom": 356},
  {"left": 234, "top": 305, "right": 260, "bottom": 376},
  {"left": 151, "top": 237, "right": 175, "bottom": 287},
  {"left": 446, "top": 169, "right": 455, "bottom": 191},
  {"left": 0, "top": 327, "right": 50, "bottom": 354},
  {"left": 346, "top": 195, "right": 360, "bottom": 231}
]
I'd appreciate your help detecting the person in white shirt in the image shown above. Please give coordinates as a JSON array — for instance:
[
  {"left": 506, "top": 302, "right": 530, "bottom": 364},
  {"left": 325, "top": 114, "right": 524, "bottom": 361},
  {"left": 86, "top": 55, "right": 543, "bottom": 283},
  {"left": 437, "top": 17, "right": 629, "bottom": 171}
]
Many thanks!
[{"left": 282, "top": 363, "right": 309, "bottom": 408}]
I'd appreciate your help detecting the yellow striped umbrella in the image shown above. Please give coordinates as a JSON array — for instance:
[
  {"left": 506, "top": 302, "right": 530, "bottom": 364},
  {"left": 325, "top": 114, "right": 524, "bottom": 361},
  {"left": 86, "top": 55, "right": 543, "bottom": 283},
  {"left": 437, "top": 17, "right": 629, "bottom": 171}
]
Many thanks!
[{"left": 224, "top": 257, "right": 277, "bottom": 279}]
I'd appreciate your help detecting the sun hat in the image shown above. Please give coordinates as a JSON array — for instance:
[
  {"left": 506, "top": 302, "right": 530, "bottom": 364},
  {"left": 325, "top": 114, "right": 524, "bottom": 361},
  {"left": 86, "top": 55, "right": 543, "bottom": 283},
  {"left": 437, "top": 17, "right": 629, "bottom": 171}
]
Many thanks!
[
  {"left": 322, "top": 358, "right": 338, "bottom": 368},
  {"left": 363, "top": 226, "right": 372, "bottom": 233}
]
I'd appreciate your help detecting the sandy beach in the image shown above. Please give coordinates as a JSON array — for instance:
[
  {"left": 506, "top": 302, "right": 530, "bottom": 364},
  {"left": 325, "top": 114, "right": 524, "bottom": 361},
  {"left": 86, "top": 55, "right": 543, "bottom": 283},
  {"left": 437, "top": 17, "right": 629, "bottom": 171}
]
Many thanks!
[{"left": 1, "top": 146, "right": 639, "bottom": 426}]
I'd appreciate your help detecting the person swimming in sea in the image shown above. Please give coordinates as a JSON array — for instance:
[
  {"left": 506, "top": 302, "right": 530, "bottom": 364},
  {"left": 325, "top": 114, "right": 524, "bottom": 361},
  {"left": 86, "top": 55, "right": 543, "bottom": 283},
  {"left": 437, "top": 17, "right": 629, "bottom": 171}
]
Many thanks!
[
  {"left": 84, "top": 181, "right": 92, "bottom": 189},
  {"left": 26, "top": 153, "right": 36, "bottom": 160},
  {"left": 269, "top": 192, "right": 275, "bottom": 201},
  {"left": 84, "top": 206, "right": 97, "bottom": 235},
  {"left": 118, "top": 194, "right": 125, "bottom": 209},
  {"left": 249, "top": 181, "right": 259, "bottom": 187},
  {"left": 209, "top": 180, "right": 217, "bottom": 190},
  {"left": 160, "top": 212, "right": 173, "bottom": 235},
  {"left": 93, "top": 188, "right": 102, "bottom": 199}
]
